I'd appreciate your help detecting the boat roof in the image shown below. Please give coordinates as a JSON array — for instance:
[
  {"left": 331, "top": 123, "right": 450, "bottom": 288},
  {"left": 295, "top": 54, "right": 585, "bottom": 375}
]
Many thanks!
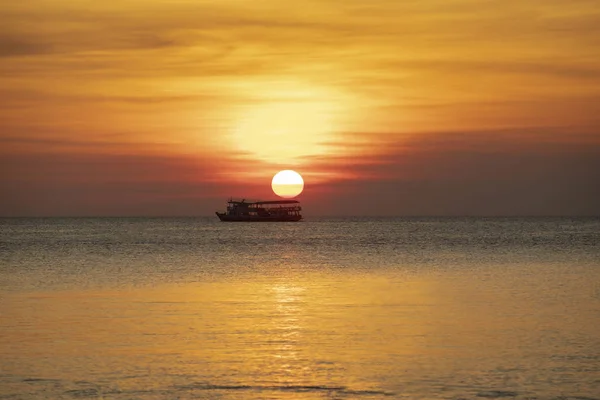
[
  {"left": 228, "top": 198, "right": 299, "bottom": 205},
  {"left": 254, "top": 200, "right": 300, "bottom": 205}
]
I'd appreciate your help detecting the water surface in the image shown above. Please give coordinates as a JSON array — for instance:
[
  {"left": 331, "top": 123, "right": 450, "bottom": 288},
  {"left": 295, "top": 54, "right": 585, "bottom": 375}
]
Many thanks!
[{"left": 1, "top": 217, "right": 599, "bottom": 399}]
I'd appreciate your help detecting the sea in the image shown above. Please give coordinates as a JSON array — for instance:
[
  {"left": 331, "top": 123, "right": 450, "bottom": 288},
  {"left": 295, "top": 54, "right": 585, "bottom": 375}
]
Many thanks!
[{"left": 1, "top": 217, "right": 599, "bottom": 400}]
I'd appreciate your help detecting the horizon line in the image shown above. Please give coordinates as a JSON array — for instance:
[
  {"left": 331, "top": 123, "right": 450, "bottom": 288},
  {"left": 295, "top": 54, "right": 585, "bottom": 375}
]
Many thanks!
[{"left": 1, "top": 215, "right": 599, "bottom": 219}]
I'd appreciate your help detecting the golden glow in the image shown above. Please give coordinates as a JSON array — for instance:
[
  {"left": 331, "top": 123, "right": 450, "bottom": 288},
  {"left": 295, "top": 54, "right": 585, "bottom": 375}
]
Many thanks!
[
  {"left": 230, "top": 83, "right": 342, "bottom": 164},
  {"left": 272, "top": 170, "right": 304, "bottom": 198}
]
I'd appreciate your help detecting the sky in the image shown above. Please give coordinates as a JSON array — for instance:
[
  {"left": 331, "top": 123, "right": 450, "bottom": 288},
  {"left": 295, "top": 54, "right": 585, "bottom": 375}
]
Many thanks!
[{"left": 1, "top": 0, "right": 599, "bottom": 216}]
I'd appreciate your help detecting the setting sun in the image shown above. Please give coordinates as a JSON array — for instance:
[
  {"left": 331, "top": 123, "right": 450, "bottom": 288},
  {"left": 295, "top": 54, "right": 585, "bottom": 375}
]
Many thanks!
[{"left": 272, "top": 170, "right": 304, "bottom": 198}]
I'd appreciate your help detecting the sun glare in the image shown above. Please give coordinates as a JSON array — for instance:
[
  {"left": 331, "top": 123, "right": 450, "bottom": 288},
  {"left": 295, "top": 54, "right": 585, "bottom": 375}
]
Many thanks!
[
  {"left": 272, "top": 170, "right": 304, "bottom": 198},
  {"left": 231, "top": 83, "right": 344, "bottom": 164}
]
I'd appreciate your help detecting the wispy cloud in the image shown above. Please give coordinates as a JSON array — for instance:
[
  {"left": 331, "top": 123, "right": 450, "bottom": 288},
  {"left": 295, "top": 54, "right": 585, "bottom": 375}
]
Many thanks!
[{"left": 1, "top": 0, "right": 599, "bottom": 215}]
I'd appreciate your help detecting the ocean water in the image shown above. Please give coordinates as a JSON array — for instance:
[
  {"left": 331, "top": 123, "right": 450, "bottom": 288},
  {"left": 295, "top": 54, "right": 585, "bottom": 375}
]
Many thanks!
[{"left": 1, "top": 217, "right": 599, "bottom": 400}]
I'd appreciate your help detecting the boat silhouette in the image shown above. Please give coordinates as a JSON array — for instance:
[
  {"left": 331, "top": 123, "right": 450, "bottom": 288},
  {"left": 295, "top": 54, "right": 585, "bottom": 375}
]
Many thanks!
[{"left": 216, "top": 198, "right": 302, "bottom": 222}]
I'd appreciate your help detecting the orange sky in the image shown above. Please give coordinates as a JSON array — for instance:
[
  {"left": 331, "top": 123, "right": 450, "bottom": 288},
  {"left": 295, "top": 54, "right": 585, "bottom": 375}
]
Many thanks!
[{"left": 1, "top": 0, "right": 599, "bottom": 216}]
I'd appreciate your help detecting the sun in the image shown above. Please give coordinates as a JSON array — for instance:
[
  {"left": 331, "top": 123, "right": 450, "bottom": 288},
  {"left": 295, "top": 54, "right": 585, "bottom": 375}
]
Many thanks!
[{"left": 272, "top": 170, "right": 304, "bottom": 198}]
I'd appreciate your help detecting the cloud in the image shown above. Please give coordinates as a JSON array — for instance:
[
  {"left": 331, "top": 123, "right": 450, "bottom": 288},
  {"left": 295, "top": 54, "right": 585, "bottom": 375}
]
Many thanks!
[
  {"left": 371, "top": 60, "right": 600, "bottom": 81},
  {"left": 297, "top": 128, "right": 600, "bottom": 215},
  {"left": 0, "top": 35, "right": 54, "bottom": 57},
  {"left": 1, "top": 1, "right": 599, "bottom": 216},
  {"left": 2, "top": 126, "right": 599, "bottom": 216},
  {"left": 0, "top": 148, "right": 273, "bottom": 216}
]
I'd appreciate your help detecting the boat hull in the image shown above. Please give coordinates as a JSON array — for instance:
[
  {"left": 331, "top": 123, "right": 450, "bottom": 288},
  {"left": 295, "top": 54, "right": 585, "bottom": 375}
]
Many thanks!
[{"left": 216, "top": 212, "right": 302, "bottom": 222}]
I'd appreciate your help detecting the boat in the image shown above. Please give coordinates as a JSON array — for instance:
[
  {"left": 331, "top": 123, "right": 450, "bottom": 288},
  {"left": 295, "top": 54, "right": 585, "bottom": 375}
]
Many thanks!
[{"left": 216, "top": 198, "right": 302, "bottom": 222}]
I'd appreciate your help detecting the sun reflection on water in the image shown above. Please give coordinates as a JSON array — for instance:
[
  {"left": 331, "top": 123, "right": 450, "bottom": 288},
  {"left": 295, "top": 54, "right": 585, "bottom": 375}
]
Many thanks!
[
  {"left": 258, "top": 283, "right": 305, "bottom": 385},
  {"left": 2, "top": 263, "right": 598, "bottom": 399}
]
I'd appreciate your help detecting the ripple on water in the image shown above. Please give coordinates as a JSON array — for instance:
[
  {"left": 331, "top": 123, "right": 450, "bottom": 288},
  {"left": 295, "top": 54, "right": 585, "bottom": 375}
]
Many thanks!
[
  {"left": 174, "top": 382, "right": 395, "bottom": 397},
  {"left": 553, "top": 397, "right": 600, "bottom": 400},
  {"left": 476, "top": 391, "right": 519, "bottom": 398}
]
